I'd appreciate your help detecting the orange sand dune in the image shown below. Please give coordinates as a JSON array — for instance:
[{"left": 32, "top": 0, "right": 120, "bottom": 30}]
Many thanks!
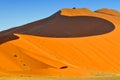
[
  {"left": 95, "top": 8, "right": 120, "bottom": 17},
  {"left": 0, "top": 8, "right": 120, "bottom": 76}
]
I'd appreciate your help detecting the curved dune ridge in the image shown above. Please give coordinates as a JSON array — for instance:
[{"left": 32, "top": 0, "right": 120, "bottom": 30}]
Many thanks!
[{"left": 0, "top": 8, "right": 120, "bottom": 77}]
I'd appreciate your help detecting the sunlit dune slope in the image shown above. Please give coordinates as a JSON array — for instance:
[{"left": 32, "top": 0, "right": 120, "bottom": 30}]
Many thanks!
[
  {"left": 95, "top": 8, "right": 120, "bottom": 17},
  {"left": 0, "top": 8, "right": 120, "bottom": 76}
]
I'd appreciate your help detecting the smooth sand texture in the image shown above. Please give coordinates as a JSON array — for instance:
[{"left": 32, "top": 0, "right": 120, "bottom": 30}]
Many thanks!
[
  {"left": 95, "top": 8, "right": 120, "bottom": 17},
  {"left": 1, "top": 75, "right": 120, "bottom": 80},
  {"left": 0, "top": 8, "right": 120, "bottom": 77}
]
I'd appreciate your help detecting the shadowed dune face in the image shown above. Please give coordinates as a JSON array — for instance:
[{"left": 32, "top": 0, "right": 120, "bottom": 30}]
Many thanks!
[
  {"left": 27, "top": 16, "right": 115, "bottom": 38},
  {"left": 0, "top": 35, "right": 19, "bottom": 44},
  {"left": 0, "top": 12, "right": 115, "bottom": 44},
  {"left": 0, "top": 12, "right": 58, "bottom": 44}
]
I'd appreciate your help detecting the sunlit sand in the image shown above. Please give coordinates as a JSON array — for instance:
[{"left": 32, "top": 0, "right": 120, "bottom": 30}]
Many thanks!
[{"left": 0, "top": 8, "right": 120, "bottom": 79}]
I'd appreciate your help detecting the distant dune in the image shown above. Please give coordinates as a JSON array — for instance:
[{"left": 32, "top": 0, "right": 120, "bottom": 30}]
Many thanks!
[{"left": 0, "top": 8, "right": 120, "bottom": 77}]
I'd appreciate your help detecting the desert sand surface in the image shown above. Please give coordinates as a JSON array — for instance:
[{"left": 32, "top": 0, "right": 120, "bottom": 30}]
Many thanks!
[
  {"left": 0, "top": 8, "right": 120, "bottom": 79},
  {"left": 1, "top": 76, "right": 120, "bottom": 80}
]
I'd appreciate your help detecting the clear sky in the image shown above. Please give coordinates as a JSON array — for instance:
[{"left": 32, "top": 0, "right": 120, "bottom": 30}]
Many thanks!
[{"left": 0, "top": 0, "right": 120, "bottom": 31}]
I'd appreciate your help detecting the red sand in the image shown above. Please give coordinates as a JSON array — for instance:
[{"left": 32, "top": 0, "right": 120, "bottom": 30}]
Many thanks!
[{"left": 0, "top": 8, "right": 120, "bottom": 76}]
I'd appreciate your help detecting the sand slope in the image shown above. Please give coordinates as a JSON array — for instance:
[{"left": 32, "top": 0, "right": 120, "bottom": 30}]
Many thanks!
[{"left": 0, "top": 8, "right": 120, "bottom": 76}]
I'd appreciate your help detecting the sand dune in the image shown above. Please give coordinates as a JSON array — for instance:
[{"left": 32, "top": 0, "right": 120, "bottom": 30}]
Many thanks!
[
  {"left": 0, "top": 8, "right": 120, "bottom": 77},
  {"left": 95, "top": 8, "right": 120, "bottom": 17}
]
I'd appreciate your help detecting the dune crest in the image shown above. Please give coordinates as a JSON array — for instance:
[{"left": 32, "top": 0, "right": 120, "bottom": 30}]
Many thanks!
[{"left": 61, "top": 8, "right": 92, "bottom": 16}]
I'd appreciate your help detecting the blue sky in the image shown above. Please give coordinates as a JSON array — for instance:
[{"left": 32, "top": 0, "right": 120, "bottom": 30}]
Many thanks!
[{"left": 0, "top": 0, "right": 120, "bottom": 31}]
